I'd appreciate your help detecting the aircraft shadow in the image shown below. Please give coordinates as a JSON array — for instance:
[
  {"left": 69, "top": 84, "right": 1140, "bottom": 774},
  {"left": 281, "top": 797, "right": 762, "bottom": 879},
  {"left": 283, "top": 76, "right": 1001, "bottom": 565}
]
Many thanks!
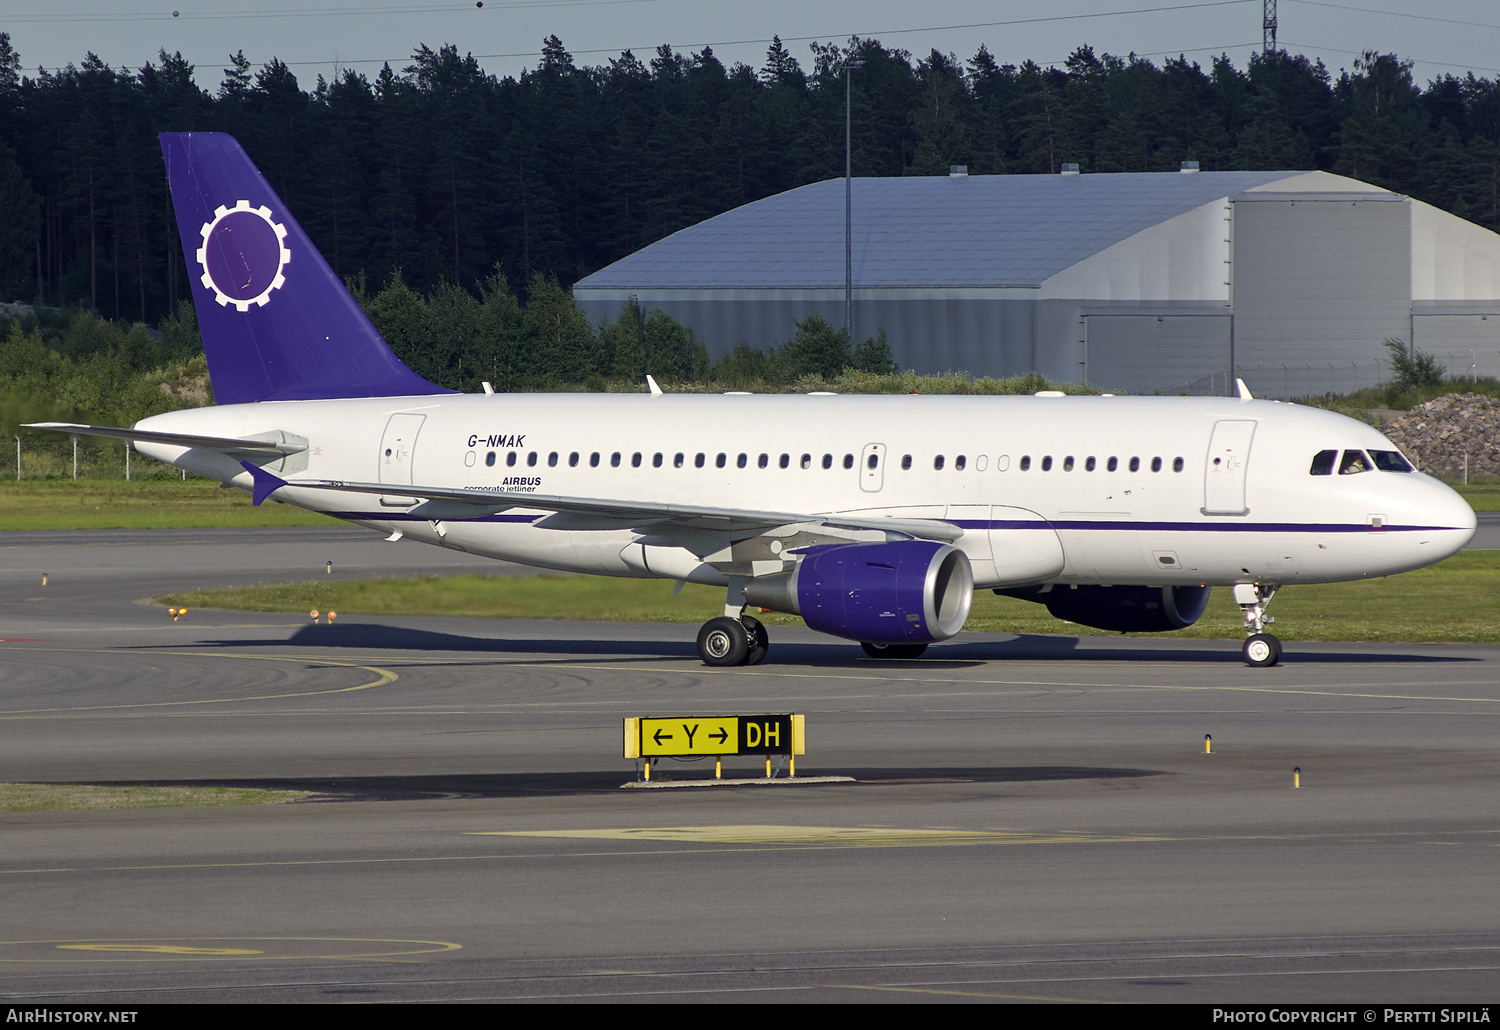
[
  {"left": 75, "top": 766, "right": 1164, "bottom": 801},
  {"left": 134, "top": 623, "right": 1478, "bottom": 666}
]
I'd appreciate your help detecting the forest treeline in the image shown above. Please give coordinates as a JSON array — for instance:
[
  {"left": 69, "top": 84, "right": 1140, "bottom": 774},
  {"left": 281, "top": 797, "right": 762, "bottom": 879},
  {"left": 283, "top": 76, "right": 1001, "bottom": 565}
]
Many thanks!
[{"left": 3, "top": 31, "right": 1500, "bottom": 330}]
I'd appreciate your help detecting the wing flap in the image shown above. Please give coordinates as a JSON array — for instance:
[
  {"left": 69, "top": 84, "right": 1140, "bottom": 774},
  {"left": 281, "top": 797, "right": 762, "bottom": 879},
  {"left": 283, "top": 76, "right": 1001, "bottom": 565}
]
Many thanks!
[{"left": 289, "top": 477, "right": 964, "bottom": 542}]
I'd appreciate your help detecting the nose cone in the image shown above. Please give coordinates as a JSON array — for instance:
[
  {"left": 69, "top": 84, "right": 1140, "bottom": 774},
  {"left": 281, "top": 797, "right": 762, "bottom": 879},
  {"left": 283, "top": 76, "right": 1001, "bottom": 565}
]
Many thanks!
[{"left": 1415, "top": 482, "right": 1477, "bottom": 562}]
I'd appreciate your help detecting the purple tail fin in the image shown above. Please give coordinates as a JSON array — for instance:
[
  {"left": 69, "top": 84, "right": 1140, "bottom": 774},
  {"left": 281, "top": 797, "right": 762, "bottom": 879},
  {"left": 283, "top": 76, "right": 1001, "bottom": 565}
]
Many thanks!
[{"left": 160, "top": 132, "right": 449, "bottom": 404}]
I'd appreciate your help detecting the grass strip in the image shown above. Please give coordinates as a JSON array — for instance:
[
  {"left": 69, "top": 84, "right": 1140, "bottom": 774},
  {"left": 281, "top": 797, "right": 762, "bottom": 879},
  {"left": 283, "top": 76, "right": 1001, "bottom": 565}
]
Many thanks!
[
  {"left": 158, "top": 550, "right": 1500, "bottom": 644},
  {"left": 0, "top": 783, "right": 311, "bottom": 812},
  {"left": 0, "top": 480, "right": 338, "bottom": 530}
]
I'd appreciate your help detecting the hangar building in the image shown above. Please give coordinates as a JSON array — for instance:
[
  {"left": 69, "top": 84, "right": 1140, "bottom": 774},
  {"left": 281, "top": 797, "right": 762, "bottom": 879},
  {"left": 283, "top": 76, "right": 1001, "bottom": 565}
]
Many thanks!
[{"left": 572, "top": 167, "right": 1500, "bottom": 396}]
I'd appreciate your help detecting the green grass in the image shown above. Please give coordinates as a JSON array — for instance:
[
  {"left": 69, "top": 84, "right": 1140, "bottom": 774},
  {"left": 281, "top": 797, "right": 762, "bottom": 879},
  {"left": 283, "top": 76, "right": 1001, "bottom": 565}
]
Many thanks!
[
  {"left": 1451, "top": 479, "right": 1500, "bottom": 511},
  {"left": 159, "top": 550, "right": 1500, "bottom": 644},
  {"left": 0, "top": 479, "right": 338, "bottom": 530},
  {"left": 0, "top": 783, "right": 311, "bottom": 812}
]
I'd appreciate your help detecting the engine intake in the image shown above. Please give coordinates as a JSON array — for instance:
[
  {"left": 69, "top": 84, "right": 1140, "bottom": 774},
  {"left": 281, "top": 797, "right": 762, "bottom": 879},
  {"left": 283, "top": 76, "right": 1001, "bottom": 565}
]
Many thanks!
[{"left": 746, "top": 540, "right": 973, "bottom": 644}]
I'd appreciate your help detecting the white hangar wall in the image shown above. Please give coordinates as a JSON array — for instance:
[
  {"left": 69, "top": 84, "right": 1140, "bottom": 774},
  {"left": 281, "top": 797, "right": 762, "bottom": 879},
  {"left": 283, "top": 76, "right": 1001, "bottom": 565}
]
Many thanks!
[{"left": 573, "top": 171, "right": 1500, "bottom": 396}]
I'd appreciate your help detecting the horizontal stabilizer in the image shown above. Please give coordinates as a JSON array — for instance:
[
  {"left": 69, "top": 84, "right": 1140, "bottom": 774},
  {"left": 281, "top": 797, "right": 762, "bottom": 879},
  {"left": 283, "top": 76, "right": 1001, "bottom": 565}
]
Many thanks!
[
  {"left": 285, "top": 477, "right": 965, "bottom": 542},
  {"left": 238, "top": 460, "right": 288, "bottom": 506},
  {"left": 25, "top": 422, "right": 306, "bottom": 455}
]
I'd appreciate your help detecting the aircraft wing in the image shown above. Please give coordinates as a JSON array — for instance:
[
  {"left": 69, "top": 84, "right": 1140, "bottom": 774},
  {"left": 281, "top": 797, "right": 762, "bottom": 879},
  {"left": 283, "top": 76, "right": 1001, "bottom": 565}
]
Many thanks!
[
  {"left": 277, "top": 471, "right": 965, "bottom": 542},
  {"left": 25, "top": 422, "right": 306, "bottom": 455}
]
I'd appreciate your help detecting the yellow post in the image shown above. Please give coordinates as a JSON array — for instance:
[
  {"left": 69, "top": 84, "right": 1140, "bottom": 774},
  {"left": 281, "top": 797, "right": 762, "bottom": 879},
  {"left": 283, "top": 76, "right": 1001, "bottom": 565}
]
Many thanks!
[
  {"left": 715, "top": 757, "right": 722, "bottom": 780},
  {"left": 1293, "top": 766, "right": 1301, "bottom": 789},
  {"left": 789, "top": 754, "right": 795, "bottom": 777},
  {"left": 1204, "top": 734, "right": 1212, "bottom": 754},
  {"left": 326, "top": 561, "right": 333, "bottom": 574},
  {"left": 644, "top": 758, "right": 651, "bottom": 782},
  {"left": 41, "top": 573, "right": 47, "bottom": 586},
  {"left": 765, "top": 757, "right": 771, "bottom": 778}
]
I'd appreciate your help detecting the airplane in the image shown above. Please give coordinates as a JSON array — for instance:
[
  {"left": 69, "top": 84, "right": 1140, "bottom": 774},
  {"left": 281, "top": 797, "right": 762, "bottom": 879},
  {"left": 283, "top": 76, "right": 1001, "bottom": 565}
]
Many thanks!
[{"left": 31, "top": 132, "right": 1478, "bottom": 668}]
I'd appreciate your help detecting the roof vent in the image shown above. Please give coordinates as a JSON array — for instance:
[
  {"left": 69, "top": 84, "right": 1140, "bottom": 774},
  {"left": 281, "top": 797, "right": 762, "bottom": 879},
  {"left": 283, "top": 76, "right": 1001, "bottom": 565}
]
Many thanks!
[
  {"left": 1060, "top": 163, "right": 1080, "bottom": 176},
  {"left": 949, "top": 165, "right": 968, "bottom": 178},
  {"left": 1180, "top": 160, "right": 1200, "bottom": 174}
]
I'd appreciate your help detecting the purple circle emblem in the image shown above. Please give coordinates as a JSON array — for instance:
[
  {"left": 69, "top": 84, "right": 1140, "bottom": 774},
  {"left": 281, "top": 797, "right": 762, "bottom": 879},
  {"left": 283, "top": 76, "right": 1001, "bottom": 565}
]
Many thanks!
[{"left": 195, "top": 201, "right": 291, "bottom": 311}]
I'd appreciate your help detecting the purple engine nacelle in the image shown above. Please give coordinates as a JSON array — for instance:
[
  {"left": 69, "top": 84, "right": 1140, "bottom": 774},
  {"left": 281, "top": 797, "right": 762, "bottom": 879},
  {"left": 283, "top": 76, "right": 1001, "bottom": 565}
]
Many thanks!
[
  {"left": 745, "top": 541, "right": 974, "bottom": 644},
  {"left": 996, "top": 583, "right": 1212, "bottom": 633}
]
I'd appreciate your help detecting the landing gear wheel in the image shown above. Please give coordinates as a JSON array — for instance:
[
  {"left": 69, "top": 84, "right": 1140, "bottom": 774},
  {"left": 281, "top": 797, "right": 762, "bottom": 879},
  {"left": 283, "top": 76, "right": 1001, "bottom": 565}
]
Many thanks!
[
  {"left": 1243, "top": 632, "right": 1282, "bottom": 668},
  {"left": 742, "top": 616, "right": 769, "bottom": 666},
  {"left": 860, "top": 641, "right": 929, "bottom": 660},
  {"left": 698, "top": 616, "right": 750, "bottom": 667}
]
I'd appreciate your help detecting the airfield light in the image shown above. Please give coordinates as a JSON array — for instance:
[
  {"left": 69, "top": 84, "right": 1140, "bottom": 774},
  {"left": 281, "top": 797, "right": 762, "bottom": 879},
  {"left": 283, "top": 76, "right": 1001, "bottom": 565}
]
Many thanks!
[
  {"left": 326, "top": 561, "right": 333, "bottom": 574},
  {"left": 1294, "top": 767, "right": 1301, "bottom": 789},
  {"left": 41, "top": 573, "right": 47, "bottom": 586},
  {"left": 328, "top": 611, "right": 337, "bottom": 622},
  {"left": 1204, "top": 734, "right": 1212, "bottom": 754},
  {"left": 310, "top": 609, "right": 320, "bottom": 622}
]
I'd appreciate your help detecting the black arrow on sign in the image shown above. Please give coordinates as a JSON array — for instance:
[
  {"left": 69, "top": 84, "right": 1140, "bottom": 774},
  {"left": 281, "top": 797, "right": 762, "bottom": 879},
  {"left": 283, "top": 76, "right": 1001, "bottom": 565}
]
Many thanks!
[
  {"left": 709, "top": 727, "right": 729, "bottom": 745},
  {"left": 653, "top": 728, "right": 673, "bottom": 745}
]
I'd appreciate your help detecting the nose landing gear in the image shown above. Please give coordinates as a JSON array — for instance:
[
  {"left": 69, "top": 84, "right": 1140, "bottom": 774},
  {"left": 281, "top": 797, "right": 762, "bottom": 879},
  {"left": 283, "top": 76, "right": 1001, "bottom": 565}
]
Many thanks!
[{"left": 1235, "top": 583, "right": 1281, "bottom": 667}]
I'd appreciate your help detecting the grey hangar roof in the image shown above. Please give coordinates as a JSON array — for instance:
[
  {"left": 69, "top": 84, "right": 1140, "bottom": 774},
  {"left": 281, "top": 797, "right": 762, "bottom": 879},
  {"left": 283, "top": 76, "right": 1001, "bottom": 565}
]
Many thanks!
[{"left": 574, "top": 171, "right": 1305, "bottom": 291}]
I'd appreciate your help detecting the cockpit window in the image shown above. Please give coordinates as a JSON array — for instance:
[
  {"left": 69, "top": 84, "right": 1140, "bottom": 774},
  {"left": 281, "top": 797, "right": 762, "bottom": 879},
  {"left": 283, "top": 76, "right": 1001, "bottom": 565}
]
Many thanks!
[
  {"left": 1338, "top": 449, "right": 1371, "bottom": 475},
  {"left": 1369, "top": 450, "right": 1414, "bottom": 472},
  {"left": 1310, "top": 449, "right": 1336, "bottom": 476}
]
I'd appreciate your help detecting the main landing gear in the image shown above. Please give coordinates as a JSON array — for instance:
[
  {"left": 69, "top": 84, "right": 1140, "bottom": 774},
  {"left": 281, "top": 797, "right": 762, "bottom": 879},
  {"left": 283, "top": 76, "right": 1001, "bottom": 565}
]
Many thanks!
[
  {"left": 696, "top": 614, "right": 769, "bottom": 667},
  {"left": 1235, "top": 582, "right": 1282, "bottom": 667}
]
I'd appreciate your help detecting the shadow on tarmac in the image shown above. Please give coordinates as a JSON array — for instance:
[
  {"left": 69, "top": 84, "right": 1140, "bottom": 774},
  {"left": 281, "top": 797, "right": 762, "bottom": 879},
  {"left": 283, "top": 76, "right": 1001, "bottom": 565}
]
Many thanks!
[
  {"left": 127, "top": 623, "right": 1480, "bottom": 666},
  {"left": 75, "top": 766, "right": 1166, "bottom": 801}
]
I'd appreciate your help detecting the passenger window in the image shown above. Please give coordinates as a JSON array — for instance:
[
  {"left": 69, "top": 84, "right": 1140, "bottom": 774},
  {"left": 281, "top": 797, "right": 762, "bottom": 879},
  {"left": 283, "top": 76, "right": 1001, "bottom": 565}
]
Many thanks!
[
  {"left": 568, "top": 452, "right": 579, "bottom": 468},
  {"left": 1019, "top": 455, "right": 1031, "bottom": 471},
  {"left": 867, "top": 453, "right": 879, "bottom": 469},
  {"left": 485, "top": 451, "right": 496, "bottom": 467},
  {"left": 547, "top": 452, "right": 558, "bottom": 467},
  {"left": 1173, "top": 456, "right": 1184, "bottom": 472},
  {"left": 694, "top": 453, "right": 705, "bottom": 468},
  {"left": 1151, "top": 457, "right": 1162, "bottom": 472},
  {"left": 631, "top": 452, "right": 642, "bottom": 468},
  {"left": 822, "top": 454, "right": 833, "bottom": 469},
  {"left": 589, "top": 452, "right": 600, "bottom": 467},
  {"left": 1107, "top": 456, "right": 1118, "bottom": 472},
  {"left": 1062, "top": 456, "right": 1074, "bottom": 472},
  {"left": 715, "top": 453, "right": 726, "bottom": 468},
  {"left": 758, "top": 453, "right": 769, "bottom": 469},
  {"left": 955, "top": 455, "right": 966, "bottom": 471},
  {"left": 674, "top": 453, "right": 684, "bottom": 469},
  {"left": 1339, "top": 450, "right": 1371, "bottom": 475},
  {"left": 843, "top": 454, "right": 855, "bottom": 469},
  {"left": 1129, "top": 457, "right": 1140, "bottom": 472},
  {"left": 737, "top": 453, "right": 748, "bottom": 469},
  {"left": 1085, "top": 456, "right": 1096, "bottom": 472},
  {"left": 652, "top": 453, "right": 663, "bottom": 468},
  {"left": 610, "top": 452, "right": 621, "bottom": 468},
  {"left": 506, "top": 451, "right": 517, "bottom": 467},
  {"left": 779, "top": 453, "right": 790, "bottom": 469},
  {"left": 1041, "top": 456, "right": 1053, "bottom": 471},
  {"left": 800, "top": 453, "right": 812, "bottom": 469},
  {"left": 1310, "top": 449, "right": 1336, "bottom": 475},
  {"left": 901, "top": 454, "right": 912, "bottom": 470},
  {"left": 1370, "top": 450, "right": 1413, "bottom": 472},
  {"left": 934, "top": 455, "right": 945, "bottom": 470},
  {"left": 527, "top": 451, "right": 538, "bottom": 467}
]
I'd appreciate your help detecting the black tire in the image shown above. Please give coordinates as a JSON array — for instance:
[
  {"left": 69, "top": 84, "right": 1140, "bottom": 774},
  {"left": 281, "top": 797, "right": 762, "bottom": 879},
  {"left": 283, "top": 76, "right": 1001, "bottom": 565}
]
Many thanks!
[
  {"left": 698, "top": 616, "right": 750, "bottom": 667},
  {"left": 743, "top": 616, "right": 770, "bottom": 666},
  {"left": 1243, "top": 632, "right": 1281, "bottom": 667},
  {"left": 860, "top": 640, "right": 929, "bottom": 660}
]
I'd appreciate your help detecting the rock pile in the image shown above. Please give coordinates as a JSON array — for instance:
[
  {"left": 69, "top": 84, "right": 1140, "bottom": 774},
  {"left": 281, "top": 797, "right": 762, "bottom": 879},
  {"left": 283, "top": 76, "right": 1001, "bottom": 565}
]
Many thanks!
[{"left": 1380, "top": 393, "right": 1500, "bottom": 477}]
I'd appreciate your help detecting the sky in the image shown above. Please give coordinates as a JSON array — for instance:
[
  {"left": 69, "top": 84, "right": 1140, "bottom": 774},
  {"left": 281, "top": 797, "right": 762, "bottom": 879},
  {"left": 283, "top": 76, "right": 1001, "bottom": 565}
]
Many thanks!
[{"left": 5, "top": 0, "right": 1500, "bottom": 93}]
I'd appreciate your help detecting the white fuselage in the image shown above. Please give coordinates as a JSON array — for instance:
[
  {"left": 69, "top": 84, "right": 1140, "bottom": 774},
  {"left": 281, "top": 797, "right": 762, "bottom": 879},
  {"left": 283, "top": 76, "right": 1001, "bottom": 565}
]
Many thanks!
[{"left": 134, "top": 392, "right": 1476, "bottom": 590}]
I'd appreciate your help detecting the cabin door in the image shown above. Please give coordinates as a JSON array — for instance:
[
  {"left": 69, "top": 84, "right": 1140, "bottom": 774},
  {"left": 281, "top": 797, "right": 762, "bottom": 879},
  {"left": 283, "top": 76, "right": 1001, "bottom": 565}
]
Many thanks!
[
  {"left": 379, "top": 413, "right": 426, "bottom": 486},
  {"left": 858, "top": 442, "right": 886, "bottom": 493},
  {"left": 1203, "top": 419, "right": 1256, "bottom": 515}
]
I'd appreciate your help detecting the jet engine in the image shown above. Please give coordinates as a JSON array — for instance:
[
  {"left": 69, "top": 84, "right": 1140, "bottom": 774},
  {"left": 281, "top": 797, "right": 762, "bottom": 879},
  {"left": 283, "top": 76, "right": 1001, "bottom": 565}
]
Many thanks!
[
  {"left": 997, "top": 583, "right": 1211, "bottom": 633},
  {"left": 745, "top": 540, "right": 973, "bottom": 644}
]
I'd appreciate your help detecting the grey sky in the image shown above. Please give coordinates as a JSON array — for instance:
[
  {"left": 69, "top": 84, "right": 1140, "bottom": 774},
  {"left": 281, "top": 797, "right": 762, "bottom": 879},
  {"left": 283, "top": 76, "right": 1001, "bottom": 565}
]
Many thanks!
[{"left": 5, "top": 0, "right": 1500, "bottom": 93}]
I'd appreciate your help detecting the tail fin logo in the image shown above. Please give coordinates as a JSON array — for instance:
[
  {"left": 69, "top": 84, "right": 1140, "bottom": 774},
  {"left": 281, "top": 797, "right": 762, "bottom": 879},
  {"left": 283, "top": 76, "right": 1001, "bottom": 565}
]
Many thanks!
[{"left": 196, "top": 200, "right": 291, "bottom": 312}]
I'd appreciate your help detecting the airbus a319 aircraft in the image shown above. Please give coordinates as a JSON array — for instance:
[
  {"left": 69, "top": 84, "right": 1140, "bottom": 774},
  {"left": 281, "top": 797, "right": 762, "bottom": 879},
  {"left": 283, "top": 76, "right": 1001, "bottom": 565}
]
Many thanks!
[{"left": 33, "top": 133, "right": 1477, "bottom": 668}]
